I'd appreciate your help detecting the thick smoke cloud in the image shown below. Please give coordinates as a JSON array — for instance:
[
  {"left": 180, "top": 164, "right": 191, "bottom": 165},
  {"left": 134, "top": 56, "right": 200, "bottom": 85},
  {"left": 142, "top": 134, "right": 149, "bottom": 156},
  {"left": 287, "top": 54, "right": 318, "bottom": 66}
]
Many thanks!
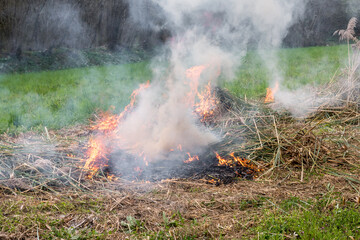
[{"left": 115, "top": 0, "right": 307, "bottom": 162}]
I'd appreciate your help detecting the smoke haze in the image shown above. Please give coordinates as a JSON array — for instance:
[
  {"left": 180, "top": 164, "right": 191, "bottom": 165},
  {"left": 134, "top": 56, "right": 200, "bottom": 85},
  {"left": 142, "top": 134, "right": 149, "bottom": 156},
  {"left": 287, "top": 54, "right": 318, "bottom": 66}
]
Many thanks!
[{"left": 113, "top": 0, "right": 307, "bottom": 161}]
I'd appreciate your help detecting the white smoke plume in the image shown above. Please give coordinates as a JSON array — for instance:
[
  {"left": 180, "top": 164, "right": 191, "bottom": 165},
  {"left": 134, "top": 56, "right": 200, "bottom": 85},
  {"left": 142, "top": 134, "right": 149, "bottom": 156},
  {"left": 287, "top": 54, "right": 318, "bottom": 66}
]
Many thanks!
[{"left": 117, "top": 0, "right": 306, "bottom": 161}]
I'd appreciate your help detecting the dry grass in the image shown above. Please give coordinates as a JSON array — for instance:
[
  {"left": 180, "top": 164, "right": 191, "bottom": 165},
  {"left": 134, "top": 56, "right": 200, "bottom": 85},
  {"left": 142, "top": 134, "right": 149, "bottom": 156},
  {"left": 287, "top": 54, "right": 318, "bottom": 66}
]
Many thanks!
[
  {"left": 334, "top": 17, "right": 358, "bottom": 42},
  {"left": 0, "top": 125, "right": 90, "bottom": 194},
  {"left": 210, "top": 96, "right": 359, "bottom": 172},
  {"left": 0, "top": 173, "right": 359, "bottom": 239}
]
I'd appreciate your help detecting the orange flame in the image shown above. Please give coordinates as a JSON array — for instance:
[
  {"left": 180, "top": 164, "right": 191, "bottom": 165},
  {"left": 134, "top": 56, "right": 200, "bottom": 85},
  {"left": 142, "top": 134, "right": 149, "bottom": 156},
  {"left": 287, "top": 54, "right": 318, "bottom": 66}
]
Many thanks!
[
  {"left": 186, "top": 65, "right": 208, "bottom": 81},
  {"left": 184, "top": 152, "right": 199, "bottom": 163},
  {"left": 195, "top": 82, "right": 218, "bottom": 122},
  {"left": 119, "top": 81, "right": 150, "bottom": 120},
  {"left": 107, "top": 174, "right": 118, "bottom": 181},
  {"left": 134, "top": 166, "right": 143, "bottom": 172},
  {"left": 82, "top": 81, "right": 150, "bottom": 178},
  {"left": 264, "top": 81, "right": 279, "bottom": 103},
  {"left": 215, "top": 152, "right": 262, "bottom": 172},
  {"left": 83, "top": 137, "right": 109, "bottom": 178},
  {"left": 185, "top": 65, "right": 207, "bottom": 106},
  {"left": 177, "top": 144, "right": 183, "bottom": 151},
  {"left": 186, "top": 65, "right": 218, "bottom": 121},
  {"left": 207, "top": 179, "right": 219, "bottom": 185},
  {"left": 82, "top": 63, "right": 220, "bottom": 179},
  {"left": 91, "top": 112, "right": 120, "bottom": 132}
]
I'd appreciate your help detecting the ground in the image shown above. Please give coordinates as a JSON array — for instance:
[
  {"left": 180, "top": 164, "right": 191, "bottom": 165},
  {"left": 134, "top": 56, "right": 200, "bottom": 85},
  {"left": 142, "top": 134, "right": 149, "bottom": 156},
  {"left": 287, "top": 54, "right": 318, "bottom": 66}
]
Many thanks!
[{"left": 1, "top": 169, "right": 359, "bottom": 239}]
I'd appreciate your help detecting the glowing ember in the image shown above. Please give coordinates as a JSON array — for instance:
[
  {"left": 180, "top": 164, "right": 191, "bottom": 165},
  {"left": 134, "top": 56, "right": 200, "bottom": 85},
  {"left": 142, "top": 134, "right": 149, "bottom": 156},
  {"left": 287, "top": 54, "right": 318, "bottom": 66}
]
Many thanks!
[{"left": 264, "top": 81, "right": 279, "bottom": 103}]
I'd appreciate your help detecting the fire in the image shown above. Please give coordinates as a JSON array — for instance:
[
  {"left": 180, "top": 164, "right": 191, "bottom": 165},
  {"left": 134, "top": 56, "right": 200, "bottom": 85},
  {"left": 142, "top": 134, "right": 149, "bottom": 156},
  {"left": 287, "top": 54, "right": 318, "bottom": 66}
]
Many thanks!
[
  {"left": 215, "top": 152, "right": 228, "bottom": 166},
  {"left": 119, "top": 81, "right": 150, "bottom": 120},
  {"left": 83, "top": 137, "right": 109, "bottom": 178},
  {"left": 186, "top": 65, "right": 208, "bottom": 82},
  {"left": 215, "top": 152, "right": 262, "bottom": 172},
  {"left": 177, "top": 144, "right": 183, "bottom": 151},
  {"left": 90, "top": 81, "right": 150, "bottom": 133},
  {"left": 82, "top": 81, "right": 150, "bottom": 177},
  {"left": 264, "top": 81, "right": 279, "bottom": 103},
  {"left": 134, "top": 167, "right": 143, "bottom": 173},
  {"left": 91, "top": 111, "right": 119, "bottom": 132},
  {"left": 207, "top": 179, "right": 219, "bottom": 185},
  {"left": 185, "top": 65, "right": 207, "bottom": 106},
  {"left": 186, "top": 65, "right": 218, "bottom": 121},
  {"left": 82, "top": 64, "right": 220, "bottom": 179},
  {"left": 107, "top": 174, "right": 118, "bottom": 181},
  {"left": 195, "top": 82, "right": 218, "bottom": 122},
  {"left": 184, "top": 152, "right": 199, "bottom": 163}
]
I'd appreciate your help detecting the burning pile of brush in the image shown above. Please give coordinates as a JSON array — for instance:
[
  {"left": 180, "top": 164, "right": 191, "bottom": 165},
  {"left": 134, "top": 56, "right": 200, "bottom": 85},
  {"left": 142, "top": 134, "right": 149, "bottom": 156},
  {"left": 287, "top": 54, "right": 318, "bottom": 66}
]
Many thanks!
[{"left": 80, "top": 65, "right": 262, "bottom": 184}]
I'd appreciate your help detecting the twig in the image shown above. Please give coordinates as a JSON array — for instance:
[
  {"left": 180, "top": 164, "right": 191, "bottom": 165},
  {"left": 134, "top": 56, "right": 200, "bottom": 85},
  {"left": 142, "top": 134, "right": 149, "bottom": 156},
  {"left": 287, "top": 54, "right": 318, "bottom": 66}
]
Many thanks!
[
  {"left": 252, "top": 118, "right": 263, "bottom": 148},
  {"left": 44, "top": 127, "right": 51, "bottom": 141}
]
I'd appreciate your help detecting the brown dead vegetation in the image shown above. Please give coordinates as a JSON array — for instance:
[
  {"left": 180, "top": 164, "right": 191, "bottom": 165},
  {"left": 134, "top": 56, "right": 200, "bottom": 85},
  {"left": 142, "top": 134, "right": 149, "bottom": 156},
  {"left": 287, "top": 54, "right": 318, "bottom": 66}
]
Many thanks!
[{"left": 0, "top": 172, "right": 359, "bottom": 239}]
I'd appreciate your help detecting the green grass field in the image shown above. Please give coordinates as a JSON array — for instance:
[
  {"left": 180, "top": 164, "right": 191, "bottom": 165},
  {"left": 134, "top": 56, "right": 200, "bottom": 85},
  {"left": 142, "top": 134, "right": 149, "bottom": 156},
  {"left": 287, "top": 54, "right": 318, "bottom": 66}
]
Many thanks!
[
  {"left": 222, "top": 44, "right": 348, "bottom": 98},
  {"left": 0, "top": 45, "right": 348, "bottom": 133},
  {"left": 0, "top": 61, "right": 151, "bottom": 132}
]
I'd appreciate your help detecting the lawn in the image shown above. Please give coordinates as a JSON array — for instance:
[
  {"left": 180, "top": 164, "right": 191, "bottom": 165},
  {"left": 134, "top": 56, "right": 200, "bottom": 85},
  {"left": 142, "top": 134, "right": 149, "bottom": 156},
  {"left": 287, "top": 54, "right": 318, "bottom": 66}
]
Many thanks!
[
  {"left": 0, "top": 61, "right": 151, "bottom": 132},
  {"left": 222, "top": 44, "right": 348, "bottom": 98},
  {"left": 0, "top": 44, "right": 349, "bottom": 132}
]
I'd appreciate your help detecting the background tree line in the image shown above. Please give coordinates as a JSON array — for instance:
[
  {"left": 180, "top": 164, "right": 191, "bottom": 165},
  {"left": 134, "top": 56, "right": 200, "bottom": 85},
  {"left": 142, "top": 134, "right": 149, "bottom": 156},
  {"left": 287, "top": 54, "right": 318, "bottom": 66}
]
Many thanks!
[{"left": 0, "top": 0, "right": 358, "bottom": 54}]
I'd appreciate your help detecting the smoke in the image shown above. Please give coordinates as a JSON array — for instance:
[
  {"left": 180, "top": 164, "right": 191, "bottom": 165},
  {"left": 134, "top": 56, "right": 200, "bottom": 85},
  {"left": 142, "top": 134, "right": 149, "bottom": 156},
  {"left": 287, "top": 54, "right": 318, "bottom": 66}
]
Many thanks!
[
  {"left": 9, "top": 1, "right": 91, "bottom": 50},
  {"left": 346, "top": 0, "right": 360, "bottom": 18},
  {"left": 113, "top": 0, "right": 307, "bottom": 162},
  {"left": 273, "top": 87, "right": 330, "bottom": 117},
  {"left": 259, "top": 47, "right": 329, "bottom": 117},
  {"left": 271, "top": 0, "right": 359, "bottom": 117}
]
